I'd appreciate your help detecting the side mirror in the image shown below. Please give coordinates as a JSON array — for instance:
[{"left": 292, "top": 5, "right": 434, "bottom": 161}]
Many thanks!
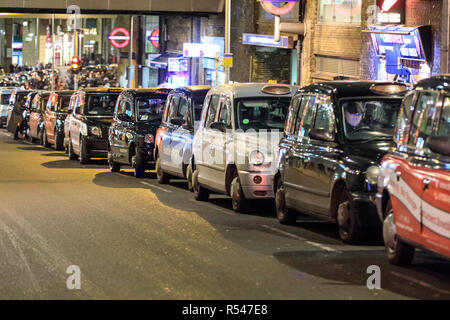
[
  {"left": 309, "top": 128, "right": 334, "bottom": 142},
  {"left": 428, "top": 136, "right": 450, "bottom": 157},
  {"left": 210, "top": 122, "right": 227, "bottom": 133},
  {"left": 118, "top": 113, "right": 132, "bottom": 122},
  {"left": 170, "top": 117, "right": 184, "bottom": 126}
]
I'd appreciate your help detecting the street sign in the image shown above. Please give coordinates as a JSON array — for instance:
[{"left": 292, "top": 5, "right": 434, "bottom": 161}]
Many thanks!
[
  {"left": 242, "top": 33, "right": 294, "bottom": 48},
  {"left": 222, "top": 54, "right": 233, "bottom": 68},
  {"left": 259, "top": 0, "right": 298, "bottom": 16},
  {"left": 109, "top": 28, "right": 130, "bottom": 49}
]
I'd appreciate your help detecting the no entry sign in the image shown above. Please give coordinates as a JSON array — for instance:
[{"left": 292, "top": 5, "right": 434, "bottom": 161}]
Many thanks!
[
  {"left": 108, "top": 27, "right": 130, "bottom": 49},
  {"left": 259, "top": 0, "right": 298, "bottom": 16}
]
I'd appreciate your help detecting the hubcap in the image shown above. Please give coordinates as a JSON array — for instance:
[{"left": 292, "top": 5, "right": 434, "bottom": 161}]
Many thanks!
[{"left": 383, "top": 212, "right": 397, "bottom": 254}]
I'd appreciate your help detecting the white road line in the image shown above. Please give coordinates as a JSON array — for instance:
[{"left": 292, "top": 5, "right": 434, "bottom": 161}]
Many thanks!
[
  {"left": 261, "top": 225, "right": 338, "bottom": 252},
  {"left": 389, "top": 271, "right": 450, "bottom": 295},
  {"left": 140, "top": 181, "right": 173, "bottom": 193},
  {"left": 188, "top": 199, "right": 235, "bottom": 216}
]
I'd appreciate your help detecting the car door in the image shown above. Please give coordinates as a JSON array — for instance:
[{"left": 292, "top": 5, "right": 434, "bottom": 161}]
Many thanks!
[
  {"left": 161, "top": 94, "right": 182, "bottom": 173},
  {"left": 284, "top": 94, "right": 317, "bottom": 210},
  {"left": 390, "top": 90, "right": 441, "bottom": 244},
  {"left": 44, "top": 97, "right": 54, "bottom": 142},
  {"left": 117, "top": 97, "right": 134, "bottom": 164},
  {"left": 418, "top": 94, "right": 450, "bottom": 256},
  {"left": 196, "top": 94, "right": 221, "bottom": 190},
  {"left": 306, "top": 96, "right": 339, "bottom": 215},
  {"left": 70, "top": 93, "right": 83, "bottom": 152},
  {"left": 29, "top": 95, "right": 40, "bottom": 138}
]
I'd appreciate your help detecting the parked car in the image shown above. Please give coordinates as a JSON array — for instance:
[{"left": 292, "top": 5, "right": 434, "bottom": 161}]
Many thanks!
[
  {"left": 108, "top": 88, "right": 172, "bottom": 177},
  {"left": 191, "top": 83, "right": 298, "bottom": 212},
  {"left": 275, "top": 81, "right": 409, "bottom": 243},
  {"left": 155, "top": 86, "right": 210, "bottom": 187},
  {"left": 6, "top": 89, "right": 31, "bottom": 137},
  {"left": 376, "top": 75, "right": 450, "bottom": 265},
  {"left": 22, "top": 91, "right": 39, "bottom": 139},
  {"left": 27, "top": 91, "right": 50, "bottom": 144},
  {"left": 42, "top": 90, "right": 74, "bottom": 150},
  {"left": 67, "top": 88, "right": 123, "bottom": 163},
  {"left": 0, "top": 88, "right": 13, "bottom": 128}
]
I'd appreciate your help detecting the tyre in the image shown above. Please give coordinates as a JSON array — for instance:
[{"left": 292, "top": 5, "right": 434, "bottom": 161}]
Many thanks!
[
  {"left": 156, "top": 154, "right": 170, "bottom": 184},
  {"left": 79, "top": 137, "right": 90, "bottom": 164},
  {"left": 43, "top": 129, "right": 51, "bottom": 148},
  {"left": 54, "top": 131, "right": 64, "bottom": 151},
  {"left": 383, "top": 199, "right": 415, "bottom": 265},
  {"left": 68, "top": 137, "right": 78, "bottom": 160},
  {"left": 186, "top": 163, "right": 194, "bottom": 192},
  {"left": 275, "top": 178, "right": 298, "bottom": 225},
  {"left": 108, "top": 152, "right": 121, "bottom": 173},
  {"left": 337, "top": 186, "right": 364, "bottom": 244},
  {"left": 132, "top": 147, "right": 146, "bottom": 178},
  {"left": 230, "top": 176, "right": 248, "bottom": 213},
  {"left": 192, "top": 166, "right": 209, "bottom": 201}
]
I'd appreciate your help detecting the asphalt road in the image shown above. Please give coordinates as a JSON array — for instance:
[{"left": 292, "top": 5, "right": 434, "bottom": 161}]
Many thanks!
[{"left": 0, "top": 130, "right": 449, "bottom": 300}]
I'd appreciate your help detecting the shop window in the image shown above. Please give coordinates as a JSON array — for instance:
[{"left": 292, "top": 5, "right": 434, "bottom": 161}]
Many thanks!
[
  {"left": 319, "top": 0, "right": 362, "bottom": 23},
  {"left": 316, "top": 56, "right": 359, "bottom": 78}
]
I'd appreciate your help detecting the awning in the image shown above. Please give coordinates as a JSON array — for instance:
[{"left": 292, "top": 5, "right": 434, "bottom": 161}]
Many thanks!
[{"left": 148, "top": 52, "right": 183, "bottom": 69}]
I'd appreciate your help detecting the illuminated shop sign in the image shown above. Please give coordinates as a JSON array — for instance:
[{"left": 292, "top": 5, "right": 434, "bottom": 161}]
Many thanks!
[
  {"left": 259, "top": 0, "right": 298, "bottom": 16},
  {"left": 242, "top": 33, "right": 294, "bottom": 49},
  {"left": 369, "top": 25, "right": 431, "bottom": 63},
  {"left": 108, "top": 28, "right": 130, "bottom": 49},
  {"left": 376, "top": 0, "right": 405, "bottom": 24},
  {"left": 168, "top": 58, "right": 188, "bottom": 72},
  {"left": 183, "top": 43, "right": 221, "bottom": 58}
]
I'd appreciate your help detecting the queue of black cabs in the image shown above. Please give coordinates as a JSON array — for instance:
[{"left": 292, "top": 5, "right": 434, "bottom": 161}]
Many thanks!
[{"left": 3, "top": 78, "right": 449, "bottom": 263}]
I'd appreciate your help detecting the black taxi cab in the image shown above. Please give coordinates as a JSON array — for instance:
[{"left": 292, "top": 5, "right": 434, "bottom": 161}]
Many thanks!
[
  {"left": 275, "top": 81, "right": 408, "bottom": 243},
  {"left": 108, "top": 88, "right": 171, "bottom": 178},
  {"left": 154, "top": 86, "right": 210, "bottom": 186},
  {"left": 376, "top": 75, "right": 450, "bottom": 265},
  {"left": 67, "top": 88, "right": 123, "bottom": 164}
]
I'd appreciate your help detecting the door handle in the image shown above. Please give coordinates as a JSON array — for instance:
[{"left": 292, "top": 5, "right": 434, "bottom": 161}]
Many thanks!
[{"left": 423, "top": 178, "right": 431, "bottom": 191}]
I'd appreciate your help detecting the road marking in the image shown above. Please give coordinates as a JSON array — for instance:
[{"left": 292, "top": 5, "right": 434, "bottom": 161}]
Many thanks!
[
  {"left": 389, "top": 271, "right": 450, "bottom": 295},
  {"left": 261, "top": 225, "right": 338, "bottom": 252},
  {"left": 188, "top": 199, "right": 235, "bottom": 216},
  {"left": 140, "top": 181, "right": 173, "bottom": 193}
]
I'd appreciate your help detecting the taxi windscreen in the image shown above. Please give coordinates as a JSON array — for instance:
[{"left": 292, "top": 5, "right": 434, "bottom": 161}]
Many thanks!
[
  {"left": 136, "top": 97, "right": 166, "bottom": 122},
  {"left": 86, "top": 93, "right": 119, "bottom": 116},
  {"left": 235, "top": 97, "right": 291, "bottom": 131},
  {"left": 342, "top": 98, "right": 402, "bottom": 141}
]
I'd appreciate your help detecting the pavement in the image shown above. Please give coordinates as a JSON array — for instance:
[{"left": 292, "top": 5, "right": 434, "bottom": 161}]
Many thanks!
[{"left": 0, "top": 129, "right": 449, "bottom": 300}]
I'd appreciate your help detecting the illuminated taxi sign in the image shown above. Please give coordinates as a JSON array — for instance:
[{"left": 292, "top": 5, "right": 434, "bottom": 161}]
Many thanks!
[
  {"left": 156, "top": 89, "right": 171, "bottom": 95},
  {"left": 261, "top": 85, "right": 291, "bottom": 95},
  {"left": 370, "top": 83, "right": 408, "bottom": 95},
  {"left": 108, "top": 89, "right": 123, "bottom": 93}
]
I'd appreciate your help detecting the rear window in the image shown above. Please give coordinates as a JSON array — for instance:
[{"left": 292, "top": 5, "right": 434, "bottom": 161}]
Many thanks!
[
  {"left": 85, "top": 93, "right": 119, "bottom": 116},
  {"left": 1, "top": 94, "right": 11, "bottom": 105}
]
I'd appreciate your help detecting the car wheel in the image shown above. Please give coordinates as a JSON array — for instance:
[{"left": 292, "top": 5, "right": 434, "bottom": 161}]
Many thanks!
[
  {"left": 156, "top": 154, "right": 170, "bottom": 184},
  {"left": 108, "top": 152, "right": 121, "bottom": 173},
  {"left": 68, "top": 137, "right": 78, "bottom": 160},
  {"left": 186, "top": 163, "right": 193, "bottom": 192},
  {"left": 43, "top": 129, "right": 51, "bottom": 148},
  {"left": 230, "top": 176, "right": 247, "bottom": 213},
  {"left": 132, "top": 147, "right": 146, "bottom": 179},
  {"left": 337, "top": 187, "right": 363, "bottom": 244},
  {"left": 383, "top": 199, "right": 415, "bottom": 266},
  {"left": 275, "top": 178, "right": 298, "bottom": 225},
  {"left": 79, "top": 137, "right": 90, "bottom": 164},
  {"left": 192, "top": 165, "right": 209, "bottom": 201}
]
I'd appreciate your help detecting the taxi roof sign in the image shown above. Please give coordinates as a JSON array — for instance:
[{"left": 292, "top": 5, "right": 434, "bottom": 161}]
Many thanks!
[{"left": 370, "top": 83, "right": 409, "bottom": 95}]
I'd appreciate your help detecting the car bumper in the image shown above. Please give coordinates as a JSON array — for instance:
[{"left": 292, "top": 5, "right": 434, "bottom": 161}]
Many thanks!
[
  {"left": 239, "top": 170, "right": 275, "bottom": 199},
  {"left": 85, "top": 136, "right": 108, "bottom": 157},
  {"left": 351, "top": 191, "right": 381, "bottom": 227}
]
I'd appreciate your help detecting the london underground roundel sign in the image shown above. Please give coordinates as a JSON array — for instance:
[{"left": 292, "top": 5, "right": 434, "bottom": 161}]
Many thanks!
[
  {"left": 260, "top": 0, "right": 298, "bottom": 16},
  {"left": 108, "top": 28, "right": 130, "bottom": 49}
]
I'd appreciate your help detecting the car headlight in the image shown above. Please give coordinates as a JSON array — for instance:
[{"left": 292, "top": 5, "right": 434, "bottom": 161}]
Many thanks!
[
  {"left": 249, "top": 150, "right": 265, "bottom": 166},
  {"left": 365, "top": 166, "right": 381, "bottom": 185},
  {"left": 144, "top": 134, "right": 154, "bottom": 144},
  {"left": 80, "top": 123, "right": 88, "bottom": 136},
  {"left": 90, "top": 126, "right": 102, "bottom": 137}
]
